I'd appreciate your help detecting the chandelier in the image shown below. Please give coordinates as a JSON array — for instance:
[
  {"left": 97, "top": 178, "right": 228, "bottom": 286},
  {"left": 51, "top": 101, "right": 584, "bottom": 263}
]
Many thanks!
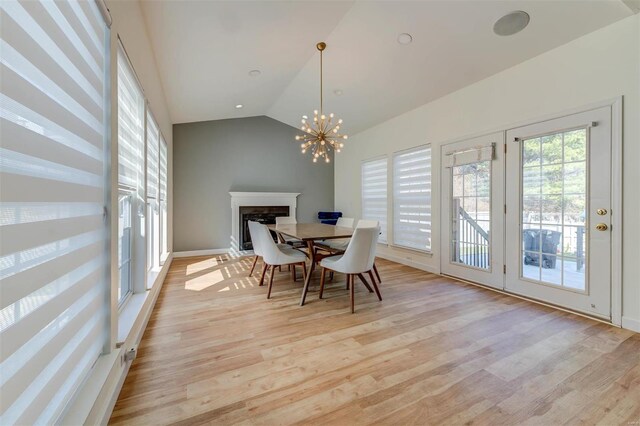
[{"left": 295, "top": 42, "right": 347, "bottom": 163}]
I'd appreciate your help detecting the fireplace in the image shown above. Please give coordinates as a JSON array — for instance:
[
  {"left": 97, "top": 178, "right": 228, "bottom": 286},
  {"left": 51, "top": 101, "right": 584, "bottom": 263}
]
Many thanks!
[
  {"left": 229, "top": 192, "right": 300, "bottom": 254},
  {"left": 239, "top": 206, "right": 289, "bottom": 250}
]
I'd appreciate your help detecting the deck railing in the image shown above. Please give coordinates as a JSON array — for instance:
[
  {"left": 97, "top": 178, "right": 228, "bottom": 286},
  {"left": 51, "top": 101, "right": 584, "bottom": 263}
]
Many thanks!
[{"left": 452, "top": 199, "right": 490, "bottom": 269}]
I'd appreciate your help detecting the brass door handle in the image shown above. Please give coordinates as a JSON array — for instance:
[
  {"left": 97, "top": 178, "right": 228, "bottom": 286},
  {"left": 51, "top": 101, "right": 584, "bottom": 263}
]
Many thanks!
[
  {"left": 596, "top": 208, "right": 607, "bottom": 216},
  {"left": 595, "top": 223, "right": 608, "bottom": 231}
]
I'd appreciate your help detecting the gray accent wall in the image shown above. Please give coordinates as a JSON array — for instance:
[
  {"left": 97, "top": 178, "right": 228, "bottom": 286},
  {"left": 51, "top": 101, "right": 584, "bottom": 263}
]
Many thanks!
[{"left": 173, "top": 116, "right": 335, "bottom": 251}]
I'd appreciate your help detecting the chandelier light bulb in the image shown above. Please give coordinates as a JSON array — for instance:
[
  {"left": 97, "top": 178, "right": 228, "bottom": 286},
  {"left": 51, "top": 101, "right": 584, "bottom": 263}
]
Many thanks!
[{"left": 296, "top": 41, "right": 347, "bottom": 164}]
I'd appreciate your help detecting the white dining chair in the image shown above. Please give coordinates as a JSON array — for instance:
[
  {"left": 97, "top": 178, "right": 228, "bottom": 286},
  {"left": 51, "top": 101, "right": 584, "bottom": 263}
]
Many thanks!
[
  {"left": 336, "top": 217, "right": 355, "bottom": 228},
  {"left": 247, "top": 220, "right": 289, "bottom": 277},
  {"left": 252, "top": 222, "right": 308, "bottom": 298},
  {"left": 318, "top": 226, "right": 382, "bottom": 313},
  {"left": 275, "top": 216, "right": 305, "bottom": 248},
  {"left": 316, "top": 219, "right": 383, "bottom": 284}
]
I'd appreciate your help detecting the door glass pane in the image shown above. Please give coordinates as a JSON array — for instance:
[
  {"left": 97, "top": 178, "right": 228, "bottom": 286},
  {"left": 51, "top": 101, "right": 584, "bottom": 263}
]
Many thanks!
[
  {"left": 520, "top": 128, "right": 587, "bottom": 291},
  {"left": 451, "top": 161, "right": 491, "bottom": 269}
]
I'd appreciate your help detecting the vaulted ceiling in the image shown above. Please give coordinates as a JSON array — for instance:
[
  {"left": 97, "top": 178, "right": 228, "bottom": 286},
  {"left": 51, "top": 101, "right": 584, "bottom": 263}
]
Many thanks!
[{"left": 140, "top": 0, "right": 635, "bottom": 135}]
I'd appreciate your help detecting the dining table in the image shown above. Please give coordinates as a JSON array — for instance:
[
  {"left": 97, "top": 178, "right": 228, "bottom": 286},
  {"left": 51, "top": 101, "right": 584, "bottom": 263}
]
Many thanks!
[{"left": 267, "top": 223, "right": 354, "bottom": 306}]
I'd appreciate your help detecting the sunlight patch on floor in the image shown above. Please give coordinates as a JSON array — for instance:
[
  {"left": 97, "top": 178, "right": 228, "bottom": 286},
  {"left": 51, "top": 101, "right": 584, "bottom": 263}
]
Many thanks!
[
  {"left": 186, "top": 257, "right": 219, "bottom": 275},
  {"left": 185, "top": 269, "right": 224, "bottom": 291}
]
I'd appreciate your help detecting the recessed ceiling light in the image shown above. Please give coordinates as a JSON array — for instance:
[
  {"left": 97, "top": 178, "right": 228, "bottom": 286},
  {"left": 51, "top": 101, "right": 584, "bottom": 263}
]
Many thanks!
[
  {"left": 235, "top": 104, "right": 243, "bottom": 109},
  {"left": 248, "top": 69, "right": 261, "bottom": 77},
  {"left": 397, "top": 33, "right": 413, "bottom": 45},
  {"left": 493, "top": 11, "right": 530, "bottom": 36},
  {"left": 333, "top": 89, "right": 343, "bottom": 96}
]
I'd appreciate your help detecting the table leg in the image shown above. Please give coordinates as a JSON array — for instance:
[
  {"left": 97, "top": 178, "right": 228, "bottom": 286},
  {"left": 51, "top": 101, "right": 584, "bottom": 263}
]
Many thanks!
[{"left": 300, "top": 240, "right": 316, "bottom": 306}]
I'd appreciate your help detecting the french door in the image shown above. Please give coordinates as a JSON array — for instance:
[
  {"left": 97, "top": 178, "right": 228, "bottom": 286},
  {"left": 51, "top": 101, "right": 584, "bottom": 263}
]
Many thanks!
[
  {"left": 441, "top": 132, "right": 504, "bottom": 289},
  {"left": 441, "top": 105, "right": 615, "bottom": 321},
  {"left": 505, "top": 107, "right": 612, "bottom": 319}
]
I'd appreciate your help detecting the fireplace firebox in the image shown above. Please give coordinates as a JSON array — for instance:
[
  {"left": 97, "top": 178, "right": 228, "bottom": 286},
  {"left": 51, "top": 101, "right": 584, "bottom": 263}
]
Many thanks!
[{"left": 239, "top": 206, "right": 290, "bottom": 250}]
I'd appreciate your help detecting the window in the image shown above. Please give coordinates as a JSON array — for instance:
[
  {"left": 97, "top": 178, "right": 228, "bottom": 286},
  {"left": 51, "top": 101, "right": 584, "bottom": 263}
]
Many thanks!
[
  {"left": 362, "top": 158, "right": 388, "bottom": 243},
  {"left": 0, "top": 0, "right": 110, "bottom": 423},
  {"left": 146, "top": 111, "right": 160, "bottom": 274},
  {"left": 159, "top": 136, "right": 168, "bottom": 261},
  {"left": 393, "top": 145, "right": 432, "bottom": 251},
  {"left": 117, "top": 44, "right": 144, "bottom": 301},
  {"left": 119, "top": 192, "right": 133, "bottom": 302}
]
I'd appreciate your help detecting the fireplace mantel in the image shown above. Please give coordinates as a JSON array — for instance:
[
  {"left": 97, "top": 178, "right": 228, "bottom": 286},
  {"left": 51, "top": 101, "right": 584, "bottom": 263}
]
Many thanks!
[{"left": 229, "top": 192, "right": 300, "bottom": 254}]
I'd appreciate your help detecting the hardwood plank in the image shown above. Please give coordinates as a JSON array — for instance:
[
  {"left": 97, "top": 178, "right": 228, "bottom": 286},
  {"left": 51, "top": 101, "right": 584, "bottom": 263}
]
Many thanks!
[{"left": 109, "top": 256, "right": 639, "bottom": 425}]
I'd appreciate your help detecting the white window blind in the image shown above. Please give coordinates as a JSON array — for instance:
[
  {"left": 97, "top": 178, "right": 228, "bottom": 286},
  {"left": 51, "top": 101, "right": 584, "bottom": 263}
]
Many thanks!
[
  {"left": 146, "top": 111, "right": 159, "bottom": 200},
  {"left": 362, "top": 158, "right": 388, "bottom": 243},
  {"left": 159, "top": 136, "right": 168, "bottom": 259},
  {"left": 393, "top": 145, "right": 432, "bottom": 251},
  {"left": 159, "top": 136, "right": 167, "bottom": 203},
  {"left": 117, "top": 46, "right": 144, "bottom": 190},
  {"left": 0, "top": 0, "right": 109, "bottom": 424}
]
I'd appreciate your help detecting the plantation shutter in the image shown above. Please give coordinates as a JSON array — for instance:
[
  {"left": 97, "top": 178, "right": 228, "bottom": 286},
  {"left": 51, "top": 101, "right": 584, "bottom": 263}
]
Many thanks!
[
  {"left": 392, "top": 145, "right": 432, "bottom": 251},
  {"left": 361, "top": 158, "right": 388, "bottom": 243},
  {"left": 117, "top": 46, "right": 144, "bottom": 190},
  {"left": 0, "top": 0, "right": 110, "bottom": 423}
]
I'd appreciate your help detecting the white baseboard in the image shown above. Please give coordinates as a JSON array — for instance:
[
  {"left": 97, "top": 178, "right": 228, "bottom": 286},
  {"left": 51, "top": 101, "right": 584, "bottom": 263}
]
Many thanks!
[
  {"left": 173, "top": 248, "right": 230, "bottom": 258},
  {"left": 376, "top": 252, "right": 439, "bottom": 274},
  {"left": 622, "top": 316, "right": 640, "bottom": 333}
]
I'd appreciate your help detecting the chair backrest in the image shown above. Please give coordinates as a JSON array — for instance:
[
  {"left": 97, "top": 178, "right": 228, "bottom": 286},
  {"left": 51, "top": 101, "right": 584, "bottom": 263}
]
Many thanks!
[
  {"left": 356, "top": 219, "right": 379, "bottom": 229},
  {"left": 336, "top": 217, "right": 355, "bottom": 228},
  {"left": 252, "top": 223, "right": 282, "bottom": 265},
  {"left": 275, "top": 216, "right": 297, "bottom": 225},
  {"left": 339, "top": 226, "right": 379, "bottom": 273},
  {"left": 247, "top": 221, "right": 263, "bottom": 256}
]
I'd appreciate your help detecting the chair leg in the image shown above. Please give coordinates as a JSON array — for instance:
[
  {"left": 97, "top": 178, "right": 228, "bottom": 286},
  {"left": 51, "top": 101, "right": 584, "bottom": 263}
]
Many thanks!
[
  {"left": 345, "top": 275, "right": 350, "bottom": 290},
  {"left": 318, "top": 267, "right": 327, "bottom": 299},
  {"left": 267, "top": 265, "right": 275, "bottom": 299},
  {"left": 301, "top": 262, "right": 307, "bottom": 280},
  {"left": 370, "top": 270, "right": 383, "bottom": 301},
  {"left": 259, "top": 263, "right": 268, "bottom": 286},
  {"left": 373, "top": 263, "right": 382, "bottom": 283},
  {"left": 358, "top": 273, "right": 374, "bottom": 293},
  {"left": 349, "top": 275, "right": 355, "bottom": 313},
  {"left": 249, "top": 256, "right": 259, "bottom": 277},
  {"left": 292, "top": 264, "right": 296, "bottom": 282},
  {"left": 368, "top": 271, "right": 377, "bottom": 290},
  {"left": 329, "top": 271, "right": 334, "bottom": 281}
]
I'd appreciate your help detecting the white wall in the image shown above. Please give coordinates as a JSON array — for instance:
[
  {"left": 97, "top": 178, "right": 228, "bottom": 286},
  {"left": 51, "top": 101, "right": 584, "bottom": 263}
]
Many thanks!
[{"left": 335, "top": 15, "right": 640, "bottom": 329}]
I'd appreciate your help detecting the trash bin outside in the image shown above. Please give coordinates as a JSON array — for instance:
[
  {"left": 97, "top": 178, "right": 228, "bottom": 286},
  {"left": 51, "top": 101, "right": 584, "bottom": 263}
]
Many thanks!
[{"left": 523, "top": 229, "right": 562, "bottom": 269}]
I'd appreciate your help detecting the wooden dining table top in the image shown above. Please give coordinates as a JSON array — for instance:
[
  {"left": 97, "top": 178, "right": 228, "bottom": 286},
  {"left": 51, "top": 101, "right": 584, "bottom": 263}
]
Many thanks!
[{"left": 267, "top": 223, "right": 354, "bottom": 241}]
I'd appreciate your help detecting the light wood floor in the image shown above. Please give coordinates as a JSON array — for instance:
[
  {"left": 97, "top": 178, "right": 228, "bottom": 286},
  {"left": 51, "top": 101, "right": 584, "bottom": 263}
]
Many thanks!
[{"left": 110, "top": 255, "right": 640, "bottom": 425}]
